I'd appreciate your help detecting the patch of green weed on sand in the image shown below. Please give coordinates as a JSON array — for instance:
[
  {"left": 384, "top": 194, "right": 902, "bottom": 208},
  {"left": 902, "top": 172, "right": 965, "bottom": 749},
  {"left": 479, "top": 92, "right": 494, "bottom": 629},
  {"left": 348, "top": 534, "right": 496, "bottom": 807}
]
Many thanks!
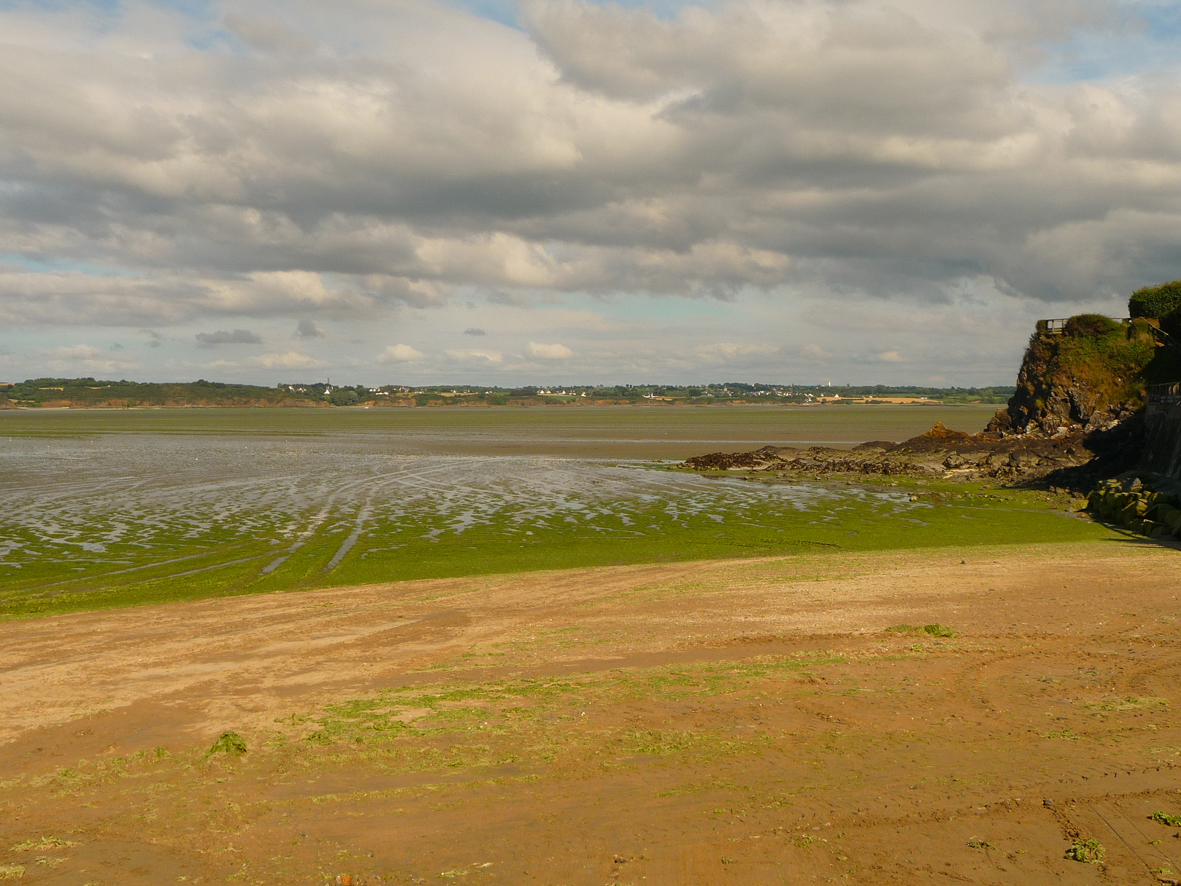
[
  {"left": 1065, "top": 838, "right": 1105, "bottom": 863},
  {"left": 1083, "top": 697, "right": 1168, "bottom": 713},
  {"left": 279, "top": 654, "right": 843, "bottom": 777},
  {"left": 886, "top": 624, "right": 956, "bottom": 638},
  {"left": 10, "top": 836, "right": 75, "bottom": 852},
  {"left": 621, "top": 728, "right": 769, "bottom": 760},
  {"left": 208, "top": 732, "right": 248, "bottom": 757}
]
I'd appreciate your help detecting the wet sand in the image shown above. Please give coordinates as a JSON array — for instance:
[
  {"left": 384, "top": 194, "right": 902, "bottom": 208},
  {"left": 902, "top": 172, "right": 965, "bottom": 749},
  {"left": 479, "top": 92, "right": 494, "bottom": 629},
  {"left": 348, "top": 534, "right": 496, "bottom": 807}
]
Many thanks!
[
  {"left": 2, "top": 539, "right": 1180, "bottom": 884},
  {"left": 0, "top": 403, "right": 1000, "bottom": 459}
]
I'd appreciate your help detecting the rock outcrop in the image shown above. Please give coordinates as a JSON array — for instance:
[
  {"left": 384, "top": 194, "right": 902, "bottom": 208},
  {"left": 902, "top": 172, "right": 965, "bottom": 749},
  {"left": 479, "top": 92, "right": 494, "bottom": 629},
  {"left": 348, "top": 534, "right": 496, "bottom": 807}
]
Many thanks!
[
  {"left": 1088, "top": 476, "right": 1181, "bottom": 540},
  {"left": 1004, "top": 317, "right": 1154, "bottom": 438},
  {"left": 683, "top": 315, "right": 1159, "bottom": 488},
  {"left": 682, "top": 421, "right": 1141, "bottom": 485}
]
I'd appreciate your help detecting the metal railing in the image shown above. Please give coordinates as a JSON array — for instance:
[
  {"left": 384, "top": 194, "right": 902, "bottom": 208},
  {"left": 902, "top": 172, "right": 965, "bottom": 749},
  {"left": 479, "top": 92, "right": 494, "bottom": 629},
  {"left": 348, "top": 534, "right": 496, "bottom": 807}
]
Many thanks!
[
  {"left": 1148, "top": 382, "right": 1181, "bottom": 406},
  {"left": 1037, "top": 317, "right": 1132, "bottom": 336},
  {"left": 1147, "top": 323, "right": 1178, "bottom": 349}
]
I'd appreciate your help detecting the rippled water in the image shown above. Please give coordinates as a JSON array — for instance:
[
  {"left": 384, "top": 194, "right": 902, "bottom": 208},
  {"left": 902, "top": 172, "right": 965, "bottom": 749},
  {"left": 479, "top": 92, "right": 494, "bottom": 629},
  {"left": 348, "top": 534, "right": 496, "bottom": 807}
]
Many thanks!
[{"left": 0, "top": 435, "right": 911, "bottom": 573}]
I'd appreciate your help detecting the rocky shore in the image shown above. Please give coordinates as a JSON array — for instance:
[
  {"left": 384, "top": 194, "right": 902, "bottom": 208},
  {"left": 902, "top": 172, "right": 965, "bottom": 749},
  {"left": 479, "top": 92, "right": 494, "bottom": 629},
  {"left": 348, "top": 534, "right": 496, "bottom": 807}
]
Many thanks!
[
  {"left": 1087, "top": 475, "right": 1181, "bottom": 540},
  {"left": 684, "top": 314, "right": 1165, "bottom": 491},
  {"left": 682, "top": 417, "right": 1143, "bottom": 488}
]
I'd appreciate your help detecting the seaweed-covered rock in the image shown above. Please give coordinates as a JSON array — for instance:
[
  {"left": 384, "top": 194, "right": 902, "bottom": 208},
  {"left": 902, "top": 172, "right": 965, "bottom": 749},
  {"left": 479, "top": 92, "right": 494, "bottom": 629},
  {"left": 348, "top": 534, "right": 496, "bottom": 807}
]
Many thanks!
[{"left": 1087, "top": 476, "right": 1181, "bottom": 539}]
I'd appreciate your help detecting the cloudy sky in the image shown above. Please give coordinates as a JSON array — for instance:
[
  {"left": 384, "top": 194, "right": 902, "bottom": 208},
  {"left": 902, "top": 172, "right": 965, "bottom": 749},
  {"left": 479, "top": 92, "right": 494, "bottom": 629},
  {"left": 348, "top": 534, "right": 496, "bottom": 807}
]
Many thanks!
[{"left": 1, "top": 0, "right": 1179, "bottom": 386}]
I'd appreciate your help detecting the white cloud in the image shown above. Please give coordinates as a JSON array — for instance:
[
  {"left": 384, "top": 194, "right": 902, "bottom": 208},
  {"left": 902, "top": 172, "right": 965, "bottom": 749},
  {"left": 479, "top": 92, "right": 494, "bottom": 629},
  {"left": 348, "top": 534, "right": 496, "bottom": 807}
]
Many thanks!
[
  {"left": 696, "top": 342, "right": 777, "bottom": 363},
  {"left": 223, "top": 12, "right": 317, "bottom": 55},
  {"left": 3, "top": 0, "right": 1179, "bottom": 314},
  {"left": 376, "top": 344, "right": 426, "bottom": 363},
  {"left": 251, "top": 351, "right": 326, "bottom": 369},
  {"left": 877, "top": 350, "right": 905, "bottom": 362},
  {"left": 801, "top": 344, "right": 834, "bottom": 361},
  {"left": 202, "top": 272, "right": 381, "bottom": 317},
  {"left": 446, "top": 349, "right": 504, "bottom": 363},
  {"left": 525, "top": 341, "right": 574, "bottom": 359},
  {"left": 1, "top": 0, "right": 1179, "bottom": 384},
  {"left": 43, "top": 344, "right": 138, "bottom": 375}
]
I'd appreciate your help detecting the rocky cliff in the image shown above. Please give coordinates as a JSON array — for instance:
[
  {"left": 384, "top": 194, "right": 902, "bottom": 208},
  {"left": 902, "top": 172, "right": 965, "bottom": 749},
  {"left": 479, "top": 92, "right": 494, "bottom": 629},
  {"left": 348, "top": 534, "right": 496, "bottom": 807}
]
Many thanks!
[
  {"left": 683, "top": 314, "right": 1160, "bottom": 488},
  {"left": 997, "top": 316, "right": 1155, "bottom": 438}
]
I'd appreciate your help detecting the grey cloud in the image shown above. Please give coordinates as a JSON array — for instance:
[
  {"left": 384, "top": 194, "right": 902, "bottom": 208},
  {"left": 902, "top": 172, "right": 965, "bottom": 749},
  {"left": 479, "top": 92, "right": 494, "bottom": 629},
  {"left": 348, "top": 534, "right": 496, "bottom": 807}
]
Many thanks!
[
  {"left": 0, "top": 0, "right": 1178, "bottom": 340},
  {"left": 224, "top": 13, "right": 317, "bottom": 55},
  {"left": 296, "top": 319, "right": 326, "bottom": 338},
  {"left": 39, "top": 344, "right": 138, "bottom": 375},
  {"left": 195, "top": 329, "right": 264, "bottom": 346},
  {"left": 0, "top": 271, "right": 206, "bottom": 327},
  {"left": 464, "top": 327, "right": 487, "bottom": 335},
  {"left": 486, "top": 291, "right": 535, "bottom": 308},
  {"left": 524, "top": 0, "right": 1014, "bottom": 133},
  {"left": 357, "top": 275, "right": 446, "bottom": 309}
]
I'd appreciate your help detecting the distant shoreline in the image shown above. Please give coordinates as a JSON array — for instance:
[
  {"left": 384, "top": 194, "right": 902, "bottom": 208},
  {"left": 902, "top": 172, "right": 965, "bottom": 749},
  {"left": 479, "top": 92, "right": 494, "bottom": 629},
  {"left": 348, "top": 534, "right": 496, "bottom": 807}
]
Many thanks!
[
  {"left": 0, "top": 398, "right": 988, "bottom": 411},
  {"left": 0, "top": 378, "right": 1014, "bottom": 410}
]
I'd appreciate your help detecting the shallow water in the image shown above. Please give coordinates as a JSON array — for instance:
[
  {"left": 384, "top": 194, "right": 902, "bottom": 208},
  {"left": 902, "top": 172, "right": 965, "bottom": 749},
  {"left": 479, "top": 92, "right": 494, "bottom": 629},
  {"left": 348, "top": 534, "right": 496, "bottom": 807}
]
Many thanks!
[
  {"left": 0, "top": 434, "right": 910, "bottom": 577},
  {"left": 0, "top": 403, "right": 1000, "bottom": 458}
]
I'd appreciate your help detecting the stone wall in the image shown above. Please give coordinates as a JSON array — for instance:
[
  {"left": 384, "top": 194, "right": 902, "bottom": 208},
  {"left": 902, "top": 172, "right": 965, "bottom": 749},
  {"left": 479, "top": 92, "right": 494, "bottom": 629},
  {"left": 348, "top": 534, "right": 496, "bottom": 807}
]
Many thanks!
[{"left": 1144, "top": 384, "right": 1181, "bottom": 478}]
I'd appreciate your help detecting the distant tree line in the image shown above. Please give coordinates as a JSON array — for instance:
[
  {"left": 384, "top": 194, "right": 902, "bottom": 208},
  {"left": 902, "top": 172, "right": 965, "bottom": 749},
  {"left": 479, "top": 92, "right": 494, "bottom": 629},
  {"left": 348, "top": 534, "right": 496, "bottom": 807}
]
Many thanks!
[
  {"left": 0, "top": 378, "right": 321, "bottom": 407},
  {"left": 0, "top": 377, "right": 1017, "bottom": 408}
]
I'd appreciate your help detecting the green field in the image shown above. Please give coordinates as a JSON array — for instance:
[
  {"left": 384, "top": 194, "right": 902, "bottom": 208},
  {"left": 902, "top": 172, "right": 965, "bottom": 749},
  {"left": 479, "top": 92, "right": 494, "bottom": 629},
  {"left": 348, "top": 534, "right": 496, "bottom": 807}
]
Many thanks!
[{"left": 0, "top": 406, "right": 1116, "bottom": 620}]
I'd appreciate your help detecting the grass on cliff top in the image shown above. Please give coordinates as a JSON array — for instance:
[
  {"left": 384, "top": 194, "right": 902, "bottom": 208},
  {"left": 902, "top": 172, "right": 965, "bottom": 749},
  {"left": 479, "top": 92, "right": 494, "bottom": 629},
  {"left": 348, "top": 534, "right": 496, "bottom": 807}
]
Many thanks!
[
  {"left": 0, "top": 479, "right": 1116, "bottom": 621},
  {"left": 1033, "top": 325, "right": 1155, "bottom": 408}
]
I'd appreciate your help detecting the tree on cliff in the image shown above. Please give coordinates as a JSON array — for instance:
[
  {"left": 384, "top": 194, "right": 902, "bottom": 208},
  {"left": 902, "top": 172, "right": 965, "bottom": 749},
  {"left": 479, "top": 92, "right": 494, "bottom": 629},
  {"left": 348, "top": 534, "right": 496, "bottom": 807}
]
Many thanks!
[{"left": 1129, "top": 280, "right": 1181, "bottom": 321}]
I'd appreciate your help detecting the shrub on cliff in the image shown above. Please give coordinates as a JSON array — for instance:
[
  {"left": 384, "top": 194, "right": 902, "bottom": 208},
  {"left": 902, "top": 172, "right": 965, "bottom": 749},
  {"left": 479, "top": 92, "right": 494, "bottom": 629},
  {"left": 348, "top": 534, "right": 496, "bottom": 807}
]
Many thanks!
[
  {"left": 1161, "top": 307, "right": 1181, "bottom": 340},
  {"left": 1129, "top": 280, "right": 1181, "bottom": 319},
  {"left": 1064, "top": 314, "right": 1121, "bottom": 338}
]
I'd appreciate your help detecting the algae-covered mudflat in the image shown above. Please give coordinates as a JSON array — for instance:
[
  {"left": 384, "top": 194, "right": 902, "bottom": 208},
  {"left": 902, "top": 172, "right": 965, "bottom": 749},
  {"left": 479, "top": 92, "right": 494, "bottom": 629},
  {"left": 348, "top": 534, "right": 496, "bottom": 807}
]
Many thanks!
[
  {"left": 0, "top": 404, "right": 1112, "bottom": 618},
  {"left": 0, "top": 408, "right": 1163, "bottom": 886}
]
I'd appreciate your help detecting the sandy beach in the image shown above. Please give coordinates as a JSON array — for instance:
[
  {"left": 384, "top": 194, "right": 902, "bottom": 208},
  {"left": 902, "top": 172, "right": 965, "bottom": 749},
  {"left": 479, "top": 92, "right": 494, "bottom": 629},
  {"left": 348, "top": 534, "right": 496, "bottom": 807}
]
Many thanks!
[{"left": 2, "top": 539, "right": 1179, "bottom": 884}]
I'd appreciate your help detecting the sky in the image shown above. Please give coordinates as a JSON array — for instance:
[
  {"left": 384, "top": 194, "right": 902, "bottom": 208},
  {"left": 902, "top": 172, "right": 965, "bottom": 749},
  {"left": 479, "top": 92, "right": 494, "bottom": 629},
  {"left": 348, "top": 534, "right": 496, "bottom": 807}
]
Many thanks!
[{"left": 0, "top": 0, "right": 1179, "bottom": 387}]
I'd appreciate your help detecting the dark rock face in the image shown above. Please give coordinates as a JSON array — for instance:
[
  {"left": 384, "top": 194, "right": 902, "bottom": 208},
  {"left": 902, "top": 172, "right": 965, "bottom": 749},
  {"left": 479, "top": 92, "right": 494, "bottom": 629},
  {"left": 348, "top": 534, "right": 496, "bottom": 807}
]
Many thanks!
[
  {"left": 1006, "top": 324, "right": 1153, "bottom": 437},
  {"left": 682, "top": 417, "right": 1147, "bottom": 489},
  {"left": 684, "top": 422, "right": 1093, "bottom": 484},
  {"left": 1008, "top": 342, "right": 1123, "bottom": 435},
  {"left": 984, "top": 408, "right": 1013, "bottom": 435}
]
